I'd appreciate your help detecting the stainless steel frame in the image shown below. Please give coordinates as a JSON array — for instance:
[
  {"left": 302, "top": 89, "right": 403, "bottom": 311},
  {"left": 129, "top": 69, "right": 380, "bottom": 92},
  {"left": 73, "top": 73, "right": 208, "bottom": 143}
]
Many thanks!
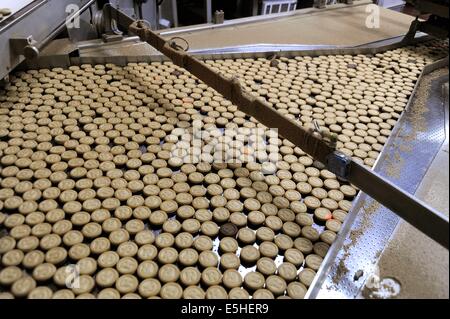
[
  {"left": 0, "top": 0, "right": 95, "bottom": 80},
  {"left": 22, "top": 32, "right": 430, "bottom": 69}
]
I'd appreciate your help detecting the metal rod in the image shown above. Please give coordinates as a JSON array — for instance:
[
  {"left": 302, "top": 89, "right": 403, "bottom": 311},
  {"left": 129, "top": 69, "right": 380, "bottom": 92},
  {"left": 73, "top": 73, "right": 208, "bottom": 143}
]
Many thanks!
[
  {"left": 171, "top": 0, "right": 179, "bottom": 27},
  {"left": 205, "top": 0, "right": 212, "bottom": 23}
]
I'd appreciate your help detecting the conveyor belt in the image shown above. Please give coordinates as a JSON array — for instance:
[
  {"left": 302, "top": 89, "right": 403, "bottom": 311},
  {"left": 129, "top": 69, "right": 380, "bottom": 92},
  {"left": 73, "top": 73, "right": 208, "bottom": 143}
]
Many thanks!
[
  {"left": 121, "top": 14, "right": 449, "bottom": 248},
  {"left": 0, "top": 39, "right": 448, "bottom": 300},
  {"left": 1, "top": 5, "right": 449, "bottom": 298}
]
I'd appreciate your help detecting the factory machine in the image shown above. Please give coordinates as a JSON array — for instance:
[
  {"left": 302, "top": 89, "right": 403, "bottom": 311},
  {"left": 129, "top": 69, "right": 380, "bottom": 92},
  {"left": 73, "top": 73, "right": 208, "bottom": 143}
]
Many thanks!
[{"left": 0, "top": 0, "right": 448, "bottom": 299}]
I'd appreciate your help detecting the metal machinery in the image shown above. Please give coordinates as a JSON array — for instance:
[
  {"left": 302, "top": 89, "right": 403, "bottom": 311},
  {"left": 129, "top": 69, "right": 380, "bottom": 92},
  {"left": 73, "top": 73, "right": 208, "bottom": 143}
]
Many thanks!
[
  {"left": 0, "top": 0, "right": 448, "bottom": 298},
  {"left": 404, "top": 0, "right": 449, "bottom": 41},
  {"left": 0, "top": 0, "right": 165, "bottom": 82}
]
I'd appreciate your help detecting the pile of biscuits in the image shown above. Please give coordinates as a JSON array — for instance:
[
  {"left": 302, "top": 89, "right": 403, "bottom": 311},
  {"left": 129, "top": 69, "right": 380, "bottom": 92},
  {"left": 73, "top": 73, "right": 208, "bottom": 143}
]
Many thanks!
[{"left": 0, "top": 39, "right": 447, "bottom": 299}]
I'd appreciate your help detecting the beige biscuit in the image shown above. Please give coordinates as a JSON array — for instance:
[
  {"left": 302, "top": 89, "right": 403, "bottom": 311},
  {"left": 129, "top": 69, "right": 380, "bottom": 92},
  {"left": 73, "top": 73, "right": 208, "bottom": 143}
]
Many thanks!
[
  {"left": 183, "top": 286, "right": 205, "bottom": 299},
  {"left": 28, "top": 286, "right": 54, "bottom": 299},
  {"left": 182, "top": 218, "right": 201, "bottom": 234},
  {"left": 45, "top": 247, "right": 67, "bottom": 265},
  {"left": 320, "top": 230, "right": 337, "bottom": 245},
  {"left": 198, "top": 250, "right": 218, "bottom": 268},
  {"left": 274, "top": 234, "right": 294, "bottom": 251},
  {"left": 247, "top": 210, "right": 266, "bottom": 226},
  {"left": 97, "top": 288, "right": 120, "bottom": 299},
  {"left": 228, "top": 287, "right": 250, "bottom": 299},
  {"left": 0, "top": 266, "right": 23, "bottom": 286},
  {"left": 22, "top": 250, "right": 45, "bottom": 269},
  {"left": 256, "top": 226, "right": 276, "bottom": 242},
  {"left": 244, "top": 271, "right": 265, "bottom": 290},
  {"left": 299, "top": 268, "right": 316, "bottom": 287},
  {"left": 219, "top": 237, "right": 238, "bottom": 254},
  {"left": 155, "top": 232, "right": 174, "bottom": 249},
  {"left": 117, "top": 241, "right": 139, "bottom": 258},
  {"left": 175, "top": 232, "right": 194, "bottom": 249},
  {"left": 77, "top": 257, "right": 97, "bottom": 275},
  {"left": 237, "top": 228, "right": 256, "bottom": 245},
  {"left": 205, "top": 285, "right": 228, "bottom": 299},
  {"left": 229, "top": 212, "right": 247, "bottom": 227},
  {"left": 68, "top": 243, "right": 90, "bottom": 260},
  {"left": 220, "top": 252, "right": 240, "bottom": 270},
  {"left": 282, "top": 221, "right": 301, "bottom": 238},
  {"left": 137, "top": 260, "right": 159, "bottom": 279},
  {"left": 178, "top": 248, "right": 198, "bottom": 266},
  {"left": 222, "top": 269, "right": 243, "bottom": 289},
  {"left": 162, "top": 219, "right": 181, "bottom": 234},
  {"left": 240, "top": 245, "right": 260, "bottom": 265},
  {"left": 160, "top": 282, "right": 183, "bottom": 299},
  {"left": 287, "top": 282, "right": 307, "bottom": 299},
  {"left": 11, "top": 276, "right": 36, "bottom": 297},
  {"left": 136, "top": 243, "right": 158, "bottom": 261},
  {"left": 313, "top": 242, "right": 330, "bottom": 258},
  {"left": 116, "top": 257, "right": 138, "bottom": 275},
  {"left": 201, "top": 267, "right": 222, "bottom": 286},
  {"left": 266, "top": 275, "right": 287, "bottom": 296},
  {"left": 136, "top": 278, "right": 160, "bottom": 298},
  {"left": 325, "top": 219, "right": 342, "bottom": 233},
  {"left": 259, "top": 241, "right": 279, "bottom": 259},
  {"left": 135, "top": 230, "right": 155, "bottom": 245},
  {"left": 257, "top": 257, "right": 277, "bottom": 276},
  {"left": 115, "top": 274, "right": 139, "bottom": 294},
  {"left": 201, "top": 221, "right": 219, "bottom": 237},
  {"left": 180, "top": 267, "right": 201, "bottom": 286},
  {"left": 193, "top": 235, "right": 213, "bottom": 252},
  {"left": 277, "top": 262, "right": 297, "bottom": 282}
]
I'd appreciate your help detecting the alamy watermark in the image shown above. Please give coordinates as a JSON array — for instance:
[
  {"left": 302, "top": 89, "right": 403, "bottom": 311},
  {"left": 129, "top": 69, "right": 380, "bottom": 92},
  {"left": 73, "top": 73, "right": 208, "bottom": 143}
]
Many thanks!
[
  {"left": 65, "top": 264, "right": 80, "bottom": 289},
  {"left": 168, "top": 120, "right": 280, "bottom": 173},
  {"left": 66, "top": 4, "right": 81, "bottom": 29},
  {"left": 365, "top": 4, "right": 380, "bottom": 29}
]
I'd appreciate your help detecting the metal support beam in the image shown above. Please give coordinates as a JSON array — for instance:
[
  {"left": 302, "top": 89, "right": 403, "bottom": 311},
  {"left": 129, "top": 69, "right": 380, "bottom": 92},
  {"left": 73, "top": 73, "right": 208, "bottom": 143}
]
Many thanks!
[
  {"left": 206, "top": 0, "right": 212, "bottom": 23},
  {"left": 252, "top": 0, "right": 259, "bottom": 15}
]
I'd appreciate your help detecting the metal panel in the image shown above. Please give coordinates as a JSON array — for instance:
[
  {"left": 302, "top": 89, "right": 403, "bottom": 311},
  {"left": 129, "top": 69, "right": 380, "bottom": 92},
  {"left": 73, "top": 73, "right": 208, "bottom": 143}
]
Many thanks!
[{"left": 22, "top": 33, "right": 430, "bottom": 70}]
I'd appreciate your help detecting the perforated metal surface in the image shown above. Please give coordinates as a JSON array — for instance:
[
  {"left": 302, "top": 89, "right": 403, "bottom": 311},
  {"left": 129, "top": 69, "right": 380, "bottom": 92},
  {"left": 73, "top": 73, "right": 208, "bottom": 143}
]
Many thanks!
[{"left": 307, "top": 59, "right": 449, "bottom": 299}]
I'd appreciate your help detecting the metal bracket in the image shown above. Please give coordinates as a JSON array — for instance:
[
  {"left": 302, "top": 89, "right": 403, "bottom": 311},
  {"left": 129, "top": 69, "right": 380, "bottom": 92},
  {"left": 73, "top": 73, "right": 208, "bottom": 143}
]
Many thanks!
[
  {"left": 326, "top": 150, "right": 352, "bottom": 180},
  {"left": 10, "top": 36, "right": 39, "bottom": 60}
]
